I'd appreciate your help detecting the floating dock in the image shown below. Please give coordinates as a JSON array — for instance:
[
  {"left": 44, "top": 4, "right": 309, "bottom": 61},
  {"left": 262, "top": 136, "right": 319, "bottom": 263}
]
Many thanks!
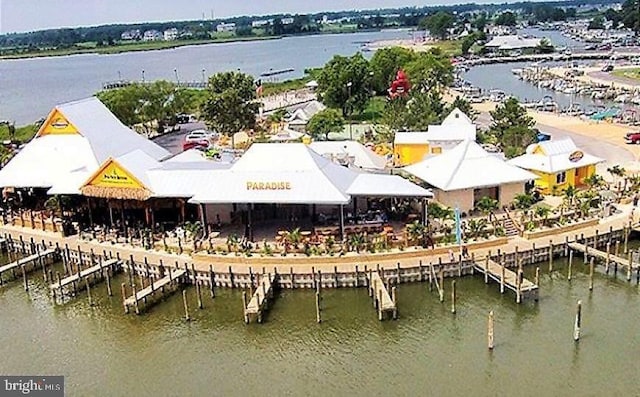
[
  {"left": 474, "top": 257, "right": 538, "bottom": 303},
  {"left": 243, "top": 273, "right": 277, "bottom": 323},
  {"left": 50, "top": 259, "right": 120, "bottom": 295},
  {"left": 123, "top": 268, "right": 187, "bottom": 314},
  {"left": 0, "top": 248, "right": 55, "bottom": 283},
  {"left": 367, "top": 271, "right": 397, "bottom": 320}
]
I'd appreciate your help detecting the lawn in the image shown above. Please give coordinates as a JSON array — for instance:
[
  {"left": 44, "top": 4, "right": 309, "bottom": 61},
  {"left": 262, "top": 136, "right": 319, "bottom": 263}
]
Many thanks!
[
  {"left": 612, "top": 68, "right": 640, "bottom": 81},
  {"left": 351, "top": 96, "right": 387, "bottom": 123},
  {"left": 0, "top": 124, "right": 38, "bottom": 142}
]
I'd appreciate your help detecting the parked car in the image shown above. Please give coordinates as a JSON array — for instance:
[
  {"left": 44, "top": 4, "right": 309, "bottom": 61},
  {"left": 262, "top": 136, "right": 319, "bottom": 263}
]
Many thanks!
[
  {"left": 624, "top": 132, "right": 640, "bottom": 144},
  {"left": 184, "top": 129, "right": 215, "bottom": 142},
  {"left": 182, "top": 140, "right": 210, "bottom": 151},
  {"left": 601, "top": 64, "right": 614, "bottom": 72},
  {"left": 176, "top": 114, "right": 190, "bottom": 124}
]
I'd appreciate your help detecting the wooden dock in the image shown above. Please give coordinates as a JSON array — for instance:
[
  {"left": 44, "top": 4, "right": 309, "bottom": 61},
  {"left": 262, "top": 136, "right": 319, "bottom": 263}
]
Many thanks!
[
  {"left": 123, "top": 269, "right": 187, "bottom": 315},
  {"left": 474, "top": 257, "right": 538, "bottom": 303},
  {"left": 568, "top": 242, "right": 640, "bottom": 280},
  {"left": 49, "top": 259, "right": 120, "bottom": 295},
  {"left": 0, "top": 248, "right": 55, "bottom": 281},
  {"left": 367, "top": 271, "right": 397, "bottom": 320},
  {"left": 243, "top": 273, "right": 277, "bottom": 323}
]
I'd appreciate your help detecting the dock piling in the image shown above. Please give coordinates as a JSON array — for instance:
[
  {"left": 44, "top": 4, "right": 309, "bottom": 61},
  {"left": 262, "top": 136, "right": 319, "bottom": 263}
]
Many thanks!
[
  {"left": 605, "top": 242, "right": 611, "bottom": 274},
  {"left": 568, "top": 250, "right": 573, "bottom": 281},
  {"left": 85, "top": 278, "right": 94, "bottom": 307},
  {"left": 574, "top": 300, "right": 582, "bottom": 341},
  {"left": 315, "top": 291, "right": 321, "bottom": 323},
  {"left": 121, "top": 283, "right": 128, "bottom": 314},
  {"left": 589, "top": 258, "right": 594, "bottom": 291},
  {"left": 488, "top": 311, "right": 494, "bottom": 350},
  {"left": 451, "top": 280, "right": 456, "bottom": 314},
  {"left": 548, "top": 240, "right": 553, "bottom": 272},
  {"left": 182, "top": 289, "right": 191, "bottom": 321},
  {"left": 391, "top": 286, "right": 397, "bottom": 320},
  {"left": 535, "top": 267, "right": 540, "bottom": 287},
  {"left": 22, "top": 265, "right": 28, "bottom": 292},
  {"left": 242, "top": 291, "right": 248, "bottom": 323}
]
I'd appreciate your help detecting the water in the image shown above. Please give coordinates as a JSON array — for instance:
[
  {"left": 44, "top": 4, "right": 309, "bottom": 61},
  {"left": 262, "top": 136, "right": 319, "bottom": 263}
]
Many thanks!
[
  {"left": 0, "top": 30, "right": 410, "bottom": 125},
  {"left": 1, "top": 251, "right": 640, "bottom": 396}
]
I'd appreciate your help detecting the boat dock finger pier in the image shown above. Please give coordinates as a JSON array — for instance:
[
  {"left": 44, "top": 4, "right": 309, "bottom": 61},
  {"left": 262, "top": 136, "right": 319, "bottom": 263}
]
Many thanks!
[
  {"left": 568, "top": 241, "right": 640, "bottom": 282},
  {"left": 49, "top": 258, "right": 121, "bottom": 300},
  {"left": 474, "top": 256, "right": 539, "bottom": 303},
  {"left": 243, "top": 272, "right": 278, "bottom": 323},
  {"left": 123, "top": 268, "right": 188, "bottom": 314},
  {"left": 0, "top": 243, "right": 56, "bottom": 286},
  {"left": 367, "top": 271, "right": 397, "bottom": 320}
]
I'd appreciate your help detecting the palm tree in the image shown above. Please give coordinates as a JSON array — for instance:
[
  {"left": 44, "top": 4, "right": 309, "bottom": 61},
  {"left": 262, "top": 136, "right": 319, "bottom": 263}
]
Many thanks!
[
  {"left": 563, "top": 185, "right": 577, "bottom": 208},
  {"left": 405, "top": 221, "right": 426, "bottom": 247},
  {"left": 475, "top": 196, "right": 499, "bottom": 216},
  {"left": 583, "top": 174, "right": 604, "bottom": 191},
  {"left": 534, "top": 206, "right": 551, "bottom": 227},
  {"left": 607, "top": 165, "right": 625, "bottom": 183},
  {"left": 348, "top": 233, "right": 366, "bottom": 253},
  {"left": 465, "top": 218, "right": 488, "bottom": 239},
  {"left": 284, "top": 228, "right": 302, "bottom": 253},
  {"left": 226, "top": 233, "right": 240, "bottom": 255},
  {"left": 512, "top": 193, "right": 535, "bottom": 210}
]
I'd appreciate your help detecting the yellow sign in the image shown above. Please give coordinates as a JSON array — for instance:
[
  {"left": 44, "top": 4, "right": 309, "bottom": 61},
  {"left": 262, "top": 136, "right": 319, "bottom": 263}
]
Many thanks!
[
  {"left": 246, "top": 181, "right": 291, "bottom": 190},
  {"left": 569, "top": 150, "right": 584, "bottom": 163},
  {"left": 37, "top": 109, "right": 79, "bottom": 136},
  {"left": 85, "top": 159, "right": 145, "bottom": 189}
]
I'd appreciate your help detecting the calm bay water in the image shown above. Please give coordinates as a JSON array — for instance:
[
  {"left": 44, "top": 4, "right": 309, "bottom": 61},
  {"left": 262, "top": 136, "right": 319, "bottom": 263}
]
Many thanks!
[
  {"left": 1, "top": 252, "right": 639, "bottom": 396},
  {"left": 0, "top": 30, "right": 410, "bottom": 125}
]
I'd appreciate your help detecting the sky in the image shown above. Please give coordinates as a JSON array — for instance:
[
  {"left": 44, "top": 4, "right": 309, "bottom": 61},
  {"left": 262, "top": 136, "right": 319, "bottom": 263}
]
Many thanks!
[{"left": 0, "top": 0, "right": 501, "bottom": 34}]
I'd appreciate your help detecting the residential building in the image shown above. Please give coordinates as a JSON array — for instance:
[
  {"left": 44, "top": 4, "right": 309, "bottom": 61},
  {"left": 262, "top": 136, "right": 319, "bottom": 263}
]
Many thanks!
[
  {"left": 216, "top": 22, "right": 237, "bottom": 33},
  {"left": 142, "top": 30, "right": 162, "bottom": 41},
  {"left": 163, "top": 28, "right": 179, "bottom": 41},
  {"left": 120, "top": 29, "right": 141, "bottom": 41}
]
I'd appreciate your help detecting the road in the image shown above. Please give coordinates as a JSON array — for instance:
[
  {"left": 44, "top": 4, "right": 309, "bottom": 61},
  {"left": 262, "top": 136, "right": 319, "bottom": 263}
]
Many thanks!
[{"left": 151, "top": 122, "right": 206, "bottom": 154}]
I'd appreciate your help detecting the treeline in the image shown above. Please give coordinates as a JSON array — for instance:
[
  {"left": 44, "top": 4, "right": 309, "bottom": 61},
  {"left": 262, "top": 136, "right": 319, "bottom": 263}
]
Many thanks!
[{"left": 0, "top": 0, "right": 619, "bottom": 50}]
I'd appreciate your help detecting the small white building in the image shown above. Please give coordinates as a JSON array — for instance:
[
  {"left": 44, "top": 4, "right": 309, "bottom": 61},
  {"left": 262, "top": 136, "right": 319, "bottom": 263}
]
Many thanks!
[
  {"left": 403, "top": 140, "right": 537, "bottom": 212},
  {"left": 484, "top": 35, "right": 542, "bottom": 52},
  {"left": 121, "top": 29, "right": 141, "bottom": 41},
  {"left": 281, "top": 17, "right": 295, "bottom": 25},
  {"left": 286, "top": 101, "right": 326, "bottom": 132},
  {"left": 252, "top": 20, "right": 270, "bottom": 28},
  {"left": 163, "top": 28, "right": 178, "bottom": 41},
  {"left": 142, "top": 30, "right": 162, "bottom": 41},
  {"left": 216, "top": 23, "right": 237, "bottom": 33},
  {"left": 309, "top": 141, "right": 388, "bottom": 171}
]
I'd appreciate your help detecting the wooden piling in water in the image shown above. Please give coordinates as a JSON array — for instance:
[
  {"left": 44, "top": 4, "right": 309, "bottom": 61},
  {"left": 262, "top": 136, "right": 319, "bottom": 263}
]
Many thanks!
[
  {"left": 121, "top": 283, "right": 128, "bottom": 314},
  {"left": 516, "top": 269, "right": 522, "bottom": 304},
  {"left": 548, "top": 240, "right": 553, "bottom": 272},
  {"left": 574, "top": 300, "right": 582, "bottom": 341},
  {"left": 488, "top": 311, "right": 494, "bottom": 350},
  {"left": 106, "top": 268, "right": 113, "bottom": 297},
  {"left": 85, "top": 277, "right": 93, "bottom": 307},
  {"left": 439, "top": 269, "right": 444, "bottom": 303},
  {"left": 132, "top": 283, "right": 140, "bottom": 315},
  {"left": 589, "top": 258, "right": 594, "bottom": 291},
  {"left": 624, "top": 225, "right": 629, "bottom": 254},
  {"left": 535, "top": 267, "right": 540, "bottom": 286},
  {"left": 182, "top": 289, "right": 190, "bottom": 321},
  {"left": 605, "top": 242, "right": 611, "bottom": 274},
  {"left": 500, "top": 259, "right": 505, "bottom": 294},
  {"left": 628, "top": 252, "right": 633, "bottom": 282},
  {"left": 451, "top": 280, "right": 456, "bottom": 314},
  {"left": 584, "top": 241, "right": 589, "bottom": 265},
  {"left": 615, "top": 240, "right": 620, "bottom": 258},
  {"left": 392, "top": 286, "right": 397, "bottom": 320},
  {"left": 242, "top": 291, "right": 248, "bottom": 323},
  {"left": 484, "top": 251, "right": 490, "bottom": 284},
  {"left": 568, "top": 250, "right": 573, "bottom": 281},
  {"left": 315, "top": 291, "right": 321, "bottom": 323},
  {"left": 22, "top": 265, "right": 28, "bottom": 292}
]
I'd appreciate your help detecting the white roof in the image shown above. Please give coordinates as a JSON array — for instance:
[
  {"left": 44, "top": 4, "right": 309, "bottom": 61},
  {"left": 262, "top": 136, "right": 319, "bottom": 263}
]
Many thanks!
[
  {"left": 164, "top": 149, "right": 209, "bottom": 163},
  {"left": 508, "top": 138, "right": 604, "bottom": 173},
  {"left": 189, "top": 143, "right": 429, "bottom": 205},
  {"left": 287, "top": 100, "right": 326, "bottom": 123},
  {"left": 47, "top": 169, "right": 92, "bottom": 195},
  {"left": 270, "top": 128, "right": 305, "bottom": 141},
  {"left": 394, "top": 108, "right": 476, "bottom": 144},
  {"left": 403, "top": 140, "right": 538, "bottom": 191},
  {"left": 0, "top": 97, "right": 170, "bottom": 189},
  {"left": 309, "top": 141, "right": 388, "bottom": 170},
  {"left": 485, "top": 35, "right": 541, "bottom": 50},
  {"left": 347, "top": 174, "right": 433, "bottom": 197}
]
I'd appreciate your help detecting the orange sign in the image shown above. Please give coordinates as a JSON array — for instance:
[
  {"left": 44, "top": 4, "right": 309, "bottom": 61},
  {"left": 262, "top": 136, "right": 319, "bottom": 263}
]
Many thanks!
[
  {"left": 84, "top": 159, "right": 145, "bottom": 189},
  {"left": 246, "top": 181, "right": 291, "bottom": 190},
  {"left": 37, "top": 109, "right": 79, "bottom": 136},
  {"left": 569, "top": 150, "right": 584, "bottom": 163}
]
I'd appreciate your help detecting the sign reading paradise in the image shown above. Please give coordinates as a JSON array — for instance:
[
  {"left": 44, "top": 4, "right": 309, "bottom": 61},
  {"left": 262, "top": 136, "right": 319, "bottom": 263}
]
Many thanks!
[
  {"left": 246, "top": 181, "right": 291, "bottom": 190},
  {"left": 86, "top": 160, "right": 144, "bottom": 189}
]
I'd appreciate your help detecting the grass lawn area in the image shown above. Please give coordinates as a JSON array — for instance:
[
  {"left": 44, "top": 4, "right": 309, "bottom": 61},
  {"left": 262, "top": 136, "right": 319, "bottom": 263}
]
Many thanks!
[
  {"left": 262, "top": 77, "right": 312, "bottom": 96},
  {"left": 351, "top": 96, "right": 387, "bottom": 123},
  {"left": 0, "top": 124, "right": 38, "bottom": 142},
  {"left": 428, "top": 40, "right": 462, "bottom": 57},
  {"left": 612, "top": 68, "right": 640, "bottom": 81}
]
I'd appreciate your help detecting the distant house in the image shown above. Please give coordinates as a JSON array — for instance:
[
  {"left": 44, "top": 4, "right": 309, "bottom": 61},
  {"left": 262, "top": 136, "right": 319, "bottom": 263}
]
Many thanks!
[
  {"left": 484, "top": 35, "right": 542, "bottom": 53},
  {"left": 286, "top": 101, "right": 326, "bottom": 132},
  {"left": 142, "top": 30, "right": 162, "bottom": 41},
  {"left": 163, "top": 28, "right": 178, "bottom": 41},
  {"left": 485, "top": 24, "right": 516, "bottom": 37},
  {"left": 120, "top": 29, "right": 141, "bottom": 41},
  {"left": 281, "top": 17, "right": 295, "bottom": 25},
  {"left": 252, "top": 20, "right": 270, "bottom": 28},
  {"left": 216, "top": 23, "right": 237, "bottom": 33}
]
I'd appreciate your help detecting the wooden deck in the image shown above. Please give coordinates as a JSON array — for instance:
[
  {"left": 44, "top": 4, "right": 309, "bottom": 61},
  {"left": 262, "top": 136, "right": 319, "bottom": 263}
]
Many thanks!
[
  {"left": 367, "top": 271, "right": 397, "bottom": 320},
  {"left": 0, "top": 248, "right": 55, "bottom": 277},
  {"left": 124, "top": 269, "right": 187, "bottom": 314},
  {"left": 244, "top": 273, "right": 277, "bottom": 323},
  {"left": 568, "top": 242, "right": 639, "bottom": 270},
  {"left": 473, "top": 257, "right": 538, "bottom": 303},
  {"left": 49, "top": 259, "right": 119, "bottom": 292}
]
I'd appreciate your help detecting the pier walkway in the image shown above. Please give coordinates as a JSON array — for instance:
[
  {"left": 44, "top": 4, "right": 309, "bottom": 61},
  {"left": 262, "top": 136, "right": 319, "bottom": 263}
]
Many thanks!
[
  {"left": 124, "top": 268, "right": 187, "bottom": 314},
  {"left": 474, "top": 257, "right": 539, "bottom": 302},
  {"left": 50, "top": 259, "right": 120, "bottom": 293},
  {"left": 0, "top": 248, "right": 55, "bottom": 279},
  {"left": 367, "top": 271, "right": 397, "bottom": 320},
  {"left": 568, "top": 242, "right": 640, "bottom": 281},
  {"left": 244, "top": 272, "right": 277, "bottom": 323}
]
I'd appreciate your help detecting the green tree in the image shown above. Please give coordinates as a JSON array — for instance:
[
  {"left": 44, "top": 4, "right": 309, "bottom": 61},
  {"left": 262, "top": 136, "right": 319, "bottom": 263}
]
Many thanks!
[
  {"left": 201, "top": 71, "right": 259, "bottom": 148},
  {"left": 420, "top": 11, "right": 454, "bottom": 40},
  {"left": 306, "top": 109, "right": 345, "bottom": 141},
  {"left": 403, "top": 90, "right": 445, "bottom": 130},
  {"left": 588, "top": 16, "right": 605, "bottom": 30},
  {"left": 489, "top": 97, "right": 536, "bottom": 158},
  {"left": 461, "top": 33, "right": 478, "bottom": 55},
  {"left": 317, "top": 53, "right": 372, "bottom": 117},
  {"left": 535, "top": 38, "right": 555, "bottom": 54},
  {"left": 446, "top": 96, "right": 477, "bottom": 121},
  {"left": 475, "top": 196, "right": 499, "bottom": 215},
  {"left": 404, "top": 50, "right": 454, "bottom": 91},
  {"left": 495, "top": 11, "right": 517, "bottom": 26},
  {"left": 472, "top": 12, "right": 488, "bottom": 31},
  {"left": 369, "top": 47, "right": 417, "bottom": 94},
  {"left": 621, "top": 0, "right": 640, "bottom": 33},
  {"left": 97, "top": 84, "right": 145, "bottom": 126}
]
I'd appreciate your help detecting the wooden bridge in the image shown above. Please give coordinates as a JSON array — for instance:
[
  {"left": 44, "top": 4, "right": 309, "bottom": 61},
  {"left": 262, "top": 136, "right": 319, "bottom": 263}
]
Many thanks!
[
  {"left": 50, "top": 259, "right": 120, "bottom": 297},
  {"left": 0, "top": 248, "right": 55, "bottom": 283},
  {"left": 473, "top": 257, "right": 539, "bottom": 303},
  {"left": 243, "top": 273, "right": 277, "bottom": 323},
  {"left": 367, "top": 271, "right": 397, "bottom": 320},
  {"left": 123, "top": 268, "right": 187, "bottom": 314}
]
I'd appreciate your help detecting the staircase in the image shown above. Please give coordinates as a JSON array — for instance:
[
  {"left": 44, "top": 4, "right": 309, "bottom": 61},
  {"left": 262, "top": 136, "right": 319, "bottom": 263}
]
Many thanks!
[{"left": 501, "top": 216, "right": 521, "bottom": 237}]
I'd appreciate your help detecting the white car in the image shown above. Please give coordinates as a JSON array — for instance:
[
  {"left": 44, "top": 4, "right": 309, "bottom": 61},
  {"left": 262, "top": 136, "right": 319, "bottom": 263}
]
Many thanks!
[{"left": 185, "top": 129, "right": 216, "bottom": 142}]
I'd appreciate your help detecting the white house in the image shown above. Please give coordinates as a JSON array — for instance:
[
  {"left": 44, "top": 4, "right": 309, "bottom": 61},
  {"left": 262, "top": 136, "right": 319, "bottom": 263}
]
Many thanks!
[
  {"left": 216, "top": 23, "right": 237, "bottom": 33},
  {"left": 163, "top": 28, "right": 178, "bottom": 41},
  {"left": 142, "top": 30, "right": 162, "bottom": 41},
  {"left": 286, "top": 101, "right": 326, "bottom": 132},
  {"left": 484, "top": 35, "right": 542, "bottom": 52}
]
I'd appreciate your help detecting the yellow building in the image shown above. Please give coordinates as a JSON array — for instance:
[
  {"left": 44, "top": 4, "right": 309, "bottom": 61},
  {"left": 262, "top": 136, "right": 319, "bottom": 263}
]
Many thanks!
[
  {"left": 393, "top": 108, "right": 476, "bottom": 166},
  {"left": 508, "top": 138, "right": 604, "bottom": 195}
]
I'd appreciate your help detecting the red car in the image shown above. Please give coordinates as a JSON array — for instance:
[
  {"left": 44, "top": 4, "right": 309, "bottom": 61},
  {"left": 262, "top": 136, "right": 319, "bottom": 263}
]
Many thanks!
[
  {"left": 182, "top": 140, "right": 209, "bottom": 151},
  {"left": 625, "top": 132, "right": 640, "bottom": 144}
]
